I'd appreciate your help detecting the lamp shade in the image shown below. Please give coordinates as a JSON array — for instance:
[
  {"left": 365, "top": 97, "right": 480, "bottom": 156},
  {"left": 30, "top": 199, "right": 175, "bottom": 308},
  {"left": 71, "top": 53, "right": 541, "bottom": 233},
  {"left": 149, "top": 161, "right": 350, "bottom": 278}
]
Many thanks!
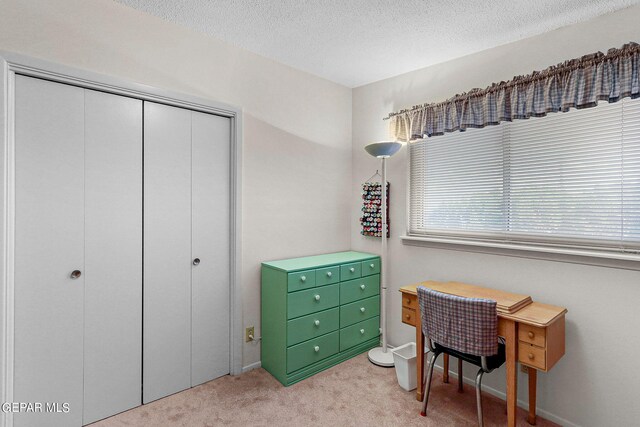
[{"left": 364, "top": 141, "right": 402, "bottom": 158}]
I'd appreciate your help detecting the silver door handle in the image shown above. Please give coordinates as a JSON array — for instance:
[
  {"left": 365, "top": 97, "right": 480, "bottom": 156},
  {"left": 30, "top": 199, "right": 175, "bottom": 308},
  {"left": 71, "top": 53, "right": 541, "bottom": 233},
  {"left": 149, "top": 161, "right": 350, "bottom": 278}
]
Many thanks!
[
  {"left": 70, "top": 270, "right": 82, "bottom": 279},
  {"left": 193, "top": 258, "right": 200, "bottom": 266}
]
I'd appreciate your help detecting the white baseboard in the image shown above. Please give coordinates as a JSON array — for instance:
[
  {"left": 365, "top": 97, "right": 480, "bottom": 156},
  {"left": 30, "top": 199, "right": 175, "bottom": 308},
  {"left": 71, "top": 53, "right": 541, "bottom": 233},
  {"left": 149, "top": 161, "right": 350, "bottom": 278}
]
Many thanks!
[
  {"left": 241, "top": 361, "right": 261, "bottom": 373},
  {"left": 432, "top": 364, "right": 579, "bottom": 427}
]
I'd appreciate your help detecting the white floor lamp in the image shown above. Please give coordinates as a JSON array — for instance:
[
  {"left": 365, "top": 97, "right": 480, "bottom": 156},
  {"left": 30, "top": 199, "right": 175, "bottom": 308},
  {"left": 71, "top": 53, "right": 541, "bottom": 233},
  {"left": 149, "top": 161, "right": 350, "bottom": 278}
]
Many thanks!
[{"left": 364, "top": 141, "right": 402, "bottom": 367}]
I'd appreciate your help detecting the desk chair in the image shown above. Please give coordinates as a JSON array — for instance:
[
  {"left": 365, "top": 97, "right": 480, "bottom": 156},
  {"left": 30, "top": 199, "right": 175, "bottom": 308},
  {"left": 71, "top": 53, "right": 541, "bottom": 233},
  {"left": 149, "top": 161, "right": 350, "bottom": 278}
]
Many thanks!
[{"left": 417, "top": 287, "right": 506, "bottom": 427}]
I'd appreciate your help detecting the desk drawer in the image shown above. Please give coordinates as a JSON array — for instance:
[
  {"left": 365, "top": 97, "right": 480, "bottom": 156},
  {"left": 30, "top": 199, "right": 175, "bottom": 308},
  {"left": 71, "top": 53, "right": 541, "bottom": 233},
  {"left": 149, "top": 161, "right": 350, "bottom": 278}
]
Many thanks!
[
  {"left": 519, "top": 324, "right": 546, "bottom": 347},
  {"left": 402, "top": 293, "right": 417, "bottom": 310},
  {"left": 340, "top": 316, "right": 380, "bottom": 351},
  {"left": 361, "top": 259, "right": 380, "bottom": 276},
  {"left": 340, "top": 262, "right": 361, "bottom": 281},
  {"left": 340, "top": 295, "right": 379, "bottom": 328},
  {"left": 340, "top": 274, "right": 379, "bottom": 304},
  {"left": 402, "top": 307, "right": 416, "bottom": 326},
  {"left": 519, "top": 342, "right": 546, "bottom": 371},
  {"left": 287, "top": 308, "right": 339, "bottom": 346},
  {"left": 287, "top": 331, "right": 339, "bottom": 373},
  {"left": 287, "top": 284, "right": 339, "bottom": 319}
]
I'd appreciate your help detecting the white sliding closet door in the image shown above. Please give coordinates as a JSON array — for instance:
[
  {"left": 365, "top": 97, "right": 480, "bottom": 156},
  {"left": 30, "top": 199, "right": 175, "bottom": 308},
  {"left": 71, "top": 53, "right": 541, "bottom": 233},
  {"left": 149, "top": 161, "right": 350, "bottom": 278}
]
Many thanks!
[
  {"left": 191, "top": 111, "right": 230, "bottom": 386},
  {"left": 143, "top": 102, "right": 231, "bottom": 402},
  {"left": 83, "top": 91, "right": 142, "bottom": 424},
  {"left": 14, "top": 75, "right": 85, "bottom": 427},
  {"left": 143, "top": 102, "right": 193, "bottom": 403},
  {"left": 14, "top": 76, "right": 143, "bottom": 426}
]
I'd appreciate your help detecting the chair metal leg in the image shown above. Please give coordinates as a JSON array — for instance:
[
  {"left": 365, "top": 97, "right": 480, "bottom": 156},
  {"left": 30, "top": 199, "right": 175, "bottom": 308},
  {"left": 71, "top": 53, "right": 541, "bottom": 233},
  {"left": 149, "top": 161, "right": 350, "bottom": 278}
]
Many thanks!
[
  {"left": 475, "top": 369, "right": 485, "bottom": 427},
  {"left": 457, "top": 358, "right": 463, "bottom": 393},
  {"left": 420, "top": 351, "right": 439, "bottom": 417}
]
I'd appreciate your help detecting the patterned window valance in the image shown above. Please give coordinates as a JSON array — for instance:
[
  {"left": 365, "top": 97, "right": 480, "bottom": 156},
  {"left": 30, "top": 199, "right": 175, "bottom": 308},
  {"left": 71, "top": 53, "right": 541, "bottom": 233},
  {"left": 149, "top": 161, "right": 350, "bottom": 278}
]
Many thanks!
[{"left": 388, "top": 42, "right": 640, "bottom": 142}]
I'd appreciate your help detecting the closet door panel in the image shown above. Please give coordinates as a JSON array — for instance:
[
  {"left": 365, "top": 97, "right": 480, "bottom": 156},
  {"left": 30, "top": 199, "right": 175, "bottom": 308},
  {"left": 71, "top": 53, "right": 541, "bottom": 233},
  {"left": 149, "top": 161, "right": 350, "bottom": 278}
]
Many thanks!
[
  {"left": 83, "top": 91, "right": 142, "bottom": 424},
  {"left": 191, "top": 112, "right": 231, "bottom": 386},
  {"left": 14, "top": 76, "right": 85, "bottom": 427},
  {"left": 143, "top": 101, "right": 192, "bottom": 403}
]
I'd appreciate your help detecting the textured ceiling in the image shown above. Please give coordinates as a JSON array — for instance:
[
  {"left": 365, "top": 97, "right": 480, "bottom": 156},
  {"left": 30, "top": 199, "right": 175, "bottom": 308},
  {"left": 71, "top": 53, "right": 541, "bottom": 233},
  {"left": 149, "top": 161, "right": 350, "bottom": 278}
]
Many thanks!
[{"left": 114, "top": 0, "right": 640, "bottom": 87}]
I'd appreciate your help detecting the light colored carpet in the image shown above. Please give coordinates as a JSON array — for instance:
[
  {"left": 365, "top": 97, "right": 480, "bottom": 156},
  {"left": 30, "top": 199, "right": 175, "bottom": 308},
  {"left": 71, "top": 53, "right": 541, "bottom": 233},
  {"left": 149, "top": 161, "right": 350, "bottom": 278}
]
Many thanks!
[{"left": 93, "top": 354, "right": 559, "bottom": 427}]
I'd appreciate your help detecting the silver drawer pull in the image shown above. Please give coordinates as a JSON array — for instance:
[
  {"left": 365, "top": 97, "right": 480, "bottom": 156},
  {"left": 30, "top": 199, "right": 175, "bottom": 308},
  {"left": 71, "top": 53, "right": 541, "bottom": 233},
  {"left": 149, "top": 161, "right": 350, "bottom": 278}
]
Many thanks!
[
  {"left": 326, "top": 271, "right": 332, "bottom": 277},
  {"left": 350, "top": 267, "right": 355, "bottom": 273},
  {"left": 370, "top": 263, "right": 375, "bottom": 268},
  {"left": 314, "top": 346, "right": 320, "bottom": 352},
  {"left": 314, "top": 320, "right": 320, "bottom": 326},
  {"left": 360, "top": 307, "right": 365, "bottom": 313},
  {"left": 360, "top": 329, "right": 365, "bottom": 334},
  {"left": 70, "top": 270, "right": 82, "bottom": 279},
  {"left": 360, "top": 284, "right": 366, "bottom": 290},
  {"left": 314, "top": 294, "right": 320, "bottom": 301},
  {"left": 300, "top": 275, "right": 306, "bottom": 282}
]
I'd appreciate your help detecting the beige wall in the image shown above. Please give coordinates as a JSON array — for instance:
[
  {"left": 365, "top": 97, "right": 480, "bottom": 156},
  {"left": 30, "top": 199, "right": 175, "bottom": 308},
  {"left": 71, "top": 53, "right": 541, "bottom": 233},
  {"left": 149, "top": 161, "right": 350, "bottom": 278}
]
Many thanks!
[
  {"left": 352, "top": 5, "right": 640, "bottom": 427},
  {"left": 0, "top": 0, "right": 353, "bottom": 368}
]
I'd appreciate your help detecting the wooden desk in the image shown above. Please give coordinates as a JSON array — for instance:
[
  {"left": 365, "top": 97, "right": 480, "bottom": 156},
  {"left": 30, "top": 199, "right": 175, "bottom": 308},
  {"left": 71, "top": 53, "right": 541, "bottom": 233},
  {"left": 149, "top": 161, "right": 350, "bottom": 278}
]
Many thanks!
[{"left": 400, "top": 281, "right": 566, "bottom": 427}]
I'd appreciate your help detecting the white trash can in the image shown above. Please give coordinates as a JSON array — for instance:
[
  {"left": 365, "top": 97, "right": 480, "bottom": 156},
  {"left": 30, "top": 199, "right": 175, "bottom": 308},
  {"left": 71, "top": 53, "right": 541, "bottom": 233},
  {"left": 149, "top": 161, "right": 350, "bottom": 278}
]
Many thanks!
[{"left": 391, "top": 342, "right": 422, "bottom": 391}]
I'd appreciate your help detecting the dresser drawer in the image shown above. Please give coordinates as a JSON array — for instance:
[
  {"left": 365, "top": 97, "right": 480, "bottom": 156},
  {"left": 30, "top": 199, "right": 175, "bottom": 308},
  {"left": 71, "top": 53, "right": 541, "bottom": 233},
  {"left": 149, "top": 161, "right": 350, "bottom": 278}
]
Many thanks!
[
  {"left": 340, "top": 274, "right": 379, "bottom": 304},
  {"left": 361, "top": 258, "right": 380, "bottom": 276},
  {"left": 340, "top": 295, "right": 379, "bottom": 328},
  {"left": 287, "top": 270, "right": 316, "bottom": 292},
  {"left": 519, "top": 324, "right": 546, "bottom": 347},
  {"left": 287, "top": 284, "right": 340, "bottom": 319},
  {"left": 287, "top": 308, "right": 339, "bottom": 346},
  {"left": 402, "top": 307, "right": 416, "bottom": 326},
  {"left": 340, "top": 262, "right": 361, "bottom": 281},
  {"left": 287, "top": 331, "right": 339, "bottom": 373},
  {"left": 340, "top": 316, "right": 380, "bottom": 351},
  {"left": 519, "top": 342, "right": 546, "bottom": 371},
  {"left": 316, "top": 266, "right": 340, "bottom": 286}
]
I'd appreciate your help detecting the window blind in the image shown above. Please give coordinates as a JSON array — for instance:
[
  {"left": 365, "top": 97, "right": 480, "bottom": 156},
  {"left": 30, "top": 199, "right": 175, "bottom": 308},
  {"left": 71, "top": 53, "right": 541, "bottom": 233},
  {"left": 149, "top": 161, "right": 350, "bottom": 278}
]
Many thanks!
[
  {"left": 409, "top": 124, "right": 506, "bottom": 236},
  {"left": 408, "top": 98, "right": 640, "bottom": 253}
]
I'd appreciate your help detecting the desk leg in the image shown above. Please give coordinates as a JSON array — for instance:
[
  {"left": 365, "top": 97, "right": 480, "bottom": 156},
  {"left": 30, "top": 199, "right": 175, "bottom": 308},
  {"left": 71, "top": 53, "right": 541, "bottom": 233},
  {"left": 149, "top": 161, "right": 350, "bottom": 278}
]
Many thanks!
[
  {"left": 528, "top": 368, "right": 537, "bottom": 425},
  {"left": 416, "top": 313, "right": 424, "bottom": 401},
  {"left": 505, "top": 319, "right": 518, "bottom": 427}
]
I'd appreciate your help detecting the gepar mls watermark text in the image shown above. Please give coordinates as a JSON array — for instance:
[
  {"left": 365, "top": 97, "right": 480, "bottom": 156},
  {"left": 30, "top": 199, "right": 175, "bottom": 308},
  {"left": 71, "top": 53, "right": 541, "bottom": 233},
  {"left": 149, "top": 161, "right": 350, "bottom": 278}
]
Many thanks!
[{"left": 1, "top": 402, "right": 70, "bottom": 413}]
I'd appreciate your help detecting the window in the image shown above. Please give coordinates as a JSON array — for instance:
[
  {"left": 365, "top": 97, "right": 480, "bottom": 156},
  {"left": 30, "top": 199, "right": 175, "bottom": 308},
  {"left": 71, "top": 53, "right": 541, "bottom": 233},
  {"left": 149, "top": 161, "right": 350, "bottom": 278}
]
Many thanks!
[{"left": 408, "top": 98, "right": 640, "bottom": 253}]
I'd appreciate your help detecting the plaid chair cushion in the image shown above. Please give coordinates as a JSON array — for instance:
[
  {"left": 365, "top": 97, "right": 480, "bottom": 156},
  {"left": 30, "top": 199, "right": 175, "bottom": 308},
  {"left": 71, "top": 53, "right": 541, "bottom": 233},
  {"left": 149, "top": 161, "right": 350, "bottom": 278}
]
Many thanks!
[{"left": 417, "top": 286, "right": 498, "bottom": 357}]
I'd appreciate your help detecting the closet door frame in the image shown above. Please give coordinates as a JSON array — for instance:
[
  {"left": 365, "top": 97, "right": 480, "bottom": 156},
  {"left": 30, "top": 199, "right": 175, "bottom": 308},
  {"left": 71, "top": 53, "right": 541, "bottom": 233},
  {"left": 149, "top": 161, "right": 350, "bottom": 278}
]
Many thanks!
[{"left": 0, "top": 52, "right": 243, "bottom": 427}]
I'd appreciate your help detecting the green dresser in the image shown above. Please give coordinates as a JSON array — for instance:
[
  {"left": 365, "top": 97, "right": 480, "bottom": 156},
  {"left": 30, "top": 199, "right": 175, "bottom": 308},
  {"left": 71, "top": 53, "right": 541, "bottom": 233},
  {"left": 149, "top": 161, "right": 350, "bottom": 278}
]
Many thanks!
[{"left": 261, "top": 251, "right": 381, "bottom": 386}]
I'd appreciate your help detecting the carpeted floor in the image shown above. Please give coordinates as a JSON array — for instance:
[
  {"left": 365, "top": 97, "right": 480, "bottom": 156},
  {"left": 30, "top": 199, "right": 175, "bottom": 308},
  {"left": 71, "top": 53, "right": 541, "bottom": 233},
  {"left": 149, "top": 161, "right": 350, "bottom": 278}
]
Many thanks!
[{"left": 92, "top": 354, "right": 559, "bottom": 427}]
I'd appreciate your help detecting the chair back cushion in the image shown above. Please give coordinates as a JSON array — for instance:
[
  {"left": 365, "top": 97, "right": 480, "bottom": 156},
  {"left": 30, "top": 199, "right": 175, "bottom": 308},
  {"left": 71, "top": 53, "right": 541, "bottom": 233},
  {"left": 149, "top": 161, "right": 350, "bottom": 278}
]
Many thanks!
[{"left": 417, "top": 286, "right": 498, "bottom": 356}]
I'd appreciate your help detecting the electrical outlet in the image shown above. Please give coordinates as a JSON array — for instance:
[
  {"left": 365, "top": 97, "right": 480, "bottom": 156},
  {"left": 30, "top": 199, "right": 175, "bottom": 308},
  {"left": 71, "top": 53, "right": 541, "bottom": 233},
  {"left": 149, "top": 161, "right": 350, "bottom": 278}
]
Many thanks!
[
  {"left": 520, "top": 364, "right": 528, "bottom": 374},
  {"left": 245, "top": 326, "right": 255, "bottom": 342}
]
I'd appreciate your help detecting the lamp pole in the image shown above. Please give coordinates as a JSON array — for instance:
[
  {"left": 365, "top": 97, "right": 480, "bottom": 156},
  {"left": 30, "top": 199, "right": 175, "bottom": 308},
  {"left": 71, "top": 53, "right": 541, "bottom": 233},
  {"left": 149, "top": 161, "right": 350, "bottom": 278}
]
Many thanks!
[
  {"left": 364, "top": 141, "right": 401, "bottom": 367},
  {"left": 380, "top": 155, "right": 388, "bottom": 353}
]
